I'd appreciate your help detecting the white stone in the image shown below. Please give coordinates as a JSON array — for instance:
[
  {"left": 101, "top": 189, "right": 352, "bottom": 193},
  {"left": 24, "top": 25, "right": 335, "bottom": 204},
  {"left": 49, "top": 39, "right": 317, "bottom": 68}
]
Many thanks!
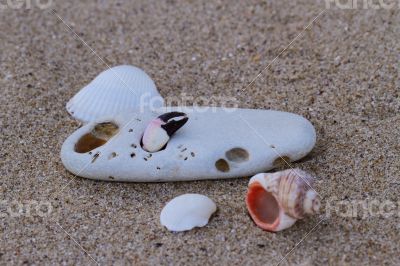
[
  {"left": 60, "top": 107, "right": 316, "bottom": 182},
  {"left": 160, "top": 194, "right": 217, "bottom": 232},
  {"left": 66, "top": 65, "right": 163, "bottom": 123}
]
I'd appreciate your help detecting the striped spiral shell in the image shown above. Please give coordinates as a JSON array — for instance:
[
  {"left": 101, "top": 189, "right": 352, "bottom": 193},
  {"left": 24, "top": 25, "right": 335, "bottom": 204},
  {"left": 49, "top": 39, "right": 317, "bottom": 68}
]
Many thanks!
[
  {"left": 275, "top": 169, "right": 319, "bottom": 219},
  {"left": 253, "top": 168, "right": 320, "bottom": 219}
]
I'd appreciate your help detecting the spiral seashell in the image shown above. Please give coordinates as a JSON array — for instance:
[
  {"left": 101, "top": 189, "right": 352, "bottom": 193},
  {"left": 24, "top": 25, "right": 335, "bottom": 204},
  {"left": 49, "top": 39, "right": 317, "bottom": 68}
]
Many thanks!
[
  {"left": 276, "top": 169, "right": 319, "bottom": 219},
  {"left": 246, "top": 169, "right": 320, "bottom": 232}
]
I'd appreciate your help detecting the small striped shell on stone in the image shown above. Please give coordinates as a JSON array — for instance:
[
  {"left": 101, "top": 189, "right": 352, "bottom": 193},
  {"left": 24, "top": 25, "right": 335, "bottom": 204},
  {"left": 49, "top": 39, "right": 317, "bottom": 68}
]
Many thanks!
[
  {"left": 246, "top": 169, "right": 320, "bottom": 232},
  {"left": 66, "top": 65, "right": 164, "bottom": 123}
]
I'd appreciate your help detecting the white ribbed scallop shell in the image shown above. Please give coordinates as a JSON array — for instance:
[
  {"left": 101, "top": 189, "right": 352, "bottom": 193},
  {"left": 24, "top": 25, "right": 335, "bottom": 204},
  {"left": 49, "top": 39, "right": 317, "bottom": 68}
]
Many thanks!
[{"left": 66, "top": 65, "right": 164, "bottom": 123}]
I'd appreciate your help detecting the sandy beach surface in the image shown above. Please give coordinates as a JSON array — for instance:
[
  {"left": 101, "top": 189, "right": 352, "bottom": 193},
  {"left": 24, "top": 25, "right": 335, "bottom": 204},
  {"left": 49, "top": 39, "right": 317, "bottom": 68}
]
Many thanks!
[{"left": 1, "top": 0, "right": 399, "bottom": 265}]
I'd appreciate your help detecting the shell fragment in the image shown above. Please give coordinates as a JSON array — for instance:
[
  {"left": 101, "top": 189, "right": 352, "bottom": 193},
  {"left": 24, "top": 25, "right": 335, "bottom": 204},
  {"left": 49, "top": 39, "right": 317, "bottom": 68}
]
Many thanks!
[{"left": 160, "top": 194, "right": 217, "bottom": 232}]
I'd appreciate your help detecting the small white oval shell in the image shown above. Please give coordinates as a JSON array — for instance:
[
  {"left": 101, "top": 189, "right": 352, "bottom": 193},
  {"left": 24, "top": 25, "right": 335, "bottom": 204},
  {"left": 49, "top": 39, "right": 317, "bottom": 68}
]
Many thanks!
[
  {"left": 66, "top": 65, "right": 164, "bottom": 123},
  {"left": 160, "top": 194, "right": 217, "bottom": 232}
]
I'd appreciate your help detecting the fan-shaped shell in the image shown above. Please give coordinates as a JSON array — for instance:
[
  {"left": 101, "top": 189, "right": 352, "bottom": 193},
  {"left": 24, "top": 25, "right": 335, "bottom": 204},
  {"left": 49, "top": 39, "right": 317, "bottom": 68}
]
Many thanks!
[{"left": 66, "top": 65, "right": 164, "bottom": 123}]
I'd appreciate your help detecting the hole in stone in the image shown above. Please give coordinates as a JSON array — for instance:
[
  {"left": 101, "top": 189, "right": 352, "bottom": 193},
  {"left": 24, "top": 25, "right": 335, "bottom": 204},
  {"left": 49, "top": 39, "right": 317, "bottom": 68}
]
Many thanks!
[
  {"left": 75, "top": 122, "right": 119, "bottom": 153},
  {"left": 108, "top": 152, "right": 117, "bottom": 159},
  {"left": 215, "top": 159, "right": 230, "bottom": 172},
  {"left": 128, "top": 129, "right": 133, "bottom": 132},
  {"left": 191, "top": 152, "right": 195, "bottom": 157},
  {"left": 91, "top": 152, "right": 100, "bottom": 163},
  {"left": 225, "top": 147, "right": 249, "bottom": 163},
  {"left": 75, "top": 134, "right": 106, "bottom": 154},
  {"left": 273, "top": 156, "right": 290, "bottom": 167},
  {"left": 130, "top": 153, "right": 136, "bottom": 158}
]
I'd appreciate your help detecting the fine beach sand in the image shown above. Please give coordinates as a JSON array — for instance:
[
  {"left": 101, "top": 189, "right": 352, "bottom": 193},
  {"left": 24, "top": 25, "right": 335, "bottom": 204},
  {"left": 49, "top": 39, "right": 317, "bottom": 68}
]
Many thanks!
[{"left": 1, "top": 1, "right": 399, "bottom": 265}]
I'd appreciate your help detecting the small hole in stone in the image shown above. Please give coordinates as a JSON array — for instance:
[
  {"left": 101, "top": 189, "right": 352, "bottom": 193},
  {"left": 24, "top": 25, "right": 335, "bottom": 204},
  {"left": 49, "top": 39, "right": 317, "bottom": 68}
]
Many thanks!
[
  {"left": 270, "top": 144, "right": 276, "bottom": 149},
  {"left": 225, "top": 147, "right": 249, "bottom": 163},
  {"left": 108, "top": 152, "right": 117, "bottom": 159},
  {"left": 184, "top": 157, "right": 188, "bottom": 161},
  {"left": 91, "top": 152, "right": 100, "bottom": 163},
  {"left": 273, "top": 156, "right": 290, "bottom": 167},
  {"left": 128, "top": 129, "right": 133, "bottom": 132},
  {"left": 130, "top": 153, "right": 136, "bottom": 158},
  {"left": 156, "top": 167, "right": 161, "bottom": 170},
  {"left": 131, "top": 144, "right": 137, "bottom": 148},
  {"left": 144, "top": 157, "right": 148, "bottom": 161},
  {"left": 215, "top": 159, "right": 230, "bottom": 172},
  {"left": 191, "top": 152, "right": 195, "bottom": 157},
  {"left": 109, "top": 176, "right": 115, "bottom": 180},
  {"left": 181, "top": 148, "right": 187, "bottom": 152}
]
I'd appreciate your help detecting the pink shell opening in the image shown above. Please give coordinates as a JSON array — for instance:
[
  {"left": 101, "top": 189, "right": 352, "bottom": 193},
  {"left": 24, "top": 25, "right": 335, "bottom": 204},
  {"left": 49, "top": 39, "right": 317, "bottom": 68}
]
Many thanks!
[{"left": 246, "top": 181, "right": 281, "bottom": 232}]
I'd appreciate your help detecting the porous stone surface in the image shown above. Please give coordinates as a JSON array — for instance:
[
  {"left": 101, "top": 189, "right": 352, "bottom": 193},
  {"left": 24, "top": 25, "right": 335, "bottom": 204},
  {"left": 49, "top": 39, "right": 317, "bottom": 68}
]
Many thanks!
[
  {"left": 1, "top": 1, "right": 399, "bottom": 265},
  {"left": 61, "top": 108, "right": 316, "bottom": 182}
]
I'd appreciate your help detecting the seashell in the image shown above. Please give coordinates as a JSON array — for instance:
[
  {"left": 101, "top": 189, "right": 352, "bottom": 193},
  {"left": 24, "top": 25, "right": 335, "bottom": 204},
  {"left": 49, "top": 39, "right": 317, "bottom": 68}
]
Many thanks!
[
  {"left": 246, "top": 169, "right": 320, "bottom": 232},
  {"left": 66, "top": 65, "right": 164, "bottom": 123},
  {"left": 160, "top": 194, "right": 217, "bottom": 232},
  {"left": 142, "top": 112, "right": 188, "bottom": 153},
  {"left": 61, "top": 107, "right": 316, "bottom": 182}
]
